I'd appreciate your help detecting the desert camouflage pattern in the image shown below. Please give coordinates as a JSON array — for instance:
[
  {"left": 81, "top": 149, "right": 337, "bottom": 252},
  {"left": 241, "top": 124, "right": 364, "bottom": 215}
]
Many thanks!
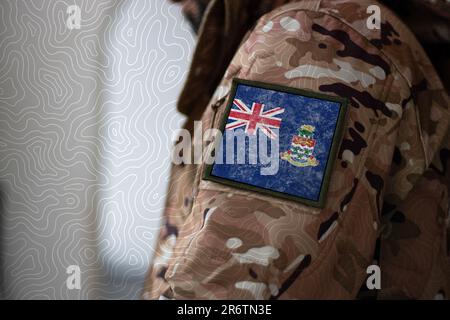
[
  {"left": 171, "top": 0, "right": 210, "bottom": 32},
  {"left": 143, "top": 0, "right": 450, "bottom": 299}
]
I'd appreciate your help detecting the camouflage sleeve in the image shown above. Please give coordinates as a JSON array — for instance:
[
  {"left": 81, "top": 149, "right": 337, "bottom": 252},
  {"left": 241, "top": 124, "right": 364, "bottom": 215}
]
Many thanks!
[
  {"left": 159, "top": 4, "right": 396, "bottom": 300},
  {"left": 379, "top": 108, "right": 450, "bottom": 299},
  {"left": 375, "top": 9, "right": 450, "bottom": 296},
  {"left": 148, "top": 1, "right": 450, "bottom": 300}
]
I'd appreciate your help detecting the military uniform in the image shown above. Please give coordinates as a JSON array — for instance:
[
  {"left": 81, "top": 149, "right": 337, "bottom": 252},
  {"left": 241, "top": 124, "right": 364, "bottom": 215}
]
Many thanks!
[{"left": 143, "top": 0, "right": 450, "bottom": 299}]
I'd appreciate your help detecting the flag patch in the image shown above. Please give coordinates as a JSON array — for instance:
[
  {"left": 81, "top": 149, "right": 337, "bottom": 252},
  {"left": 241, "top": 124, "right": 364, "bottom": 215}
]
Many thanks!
[{"left": 203, "top": 79, "right": 347, "bottom": 208}]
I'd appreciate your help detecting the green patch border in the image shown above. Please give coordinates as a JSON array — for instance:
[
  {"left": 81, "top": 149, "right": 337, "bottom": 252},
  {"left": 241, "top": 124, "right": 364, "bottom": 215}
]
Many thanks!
[{"left": 203, "top": 78, "right": 348, "bottom": 208}]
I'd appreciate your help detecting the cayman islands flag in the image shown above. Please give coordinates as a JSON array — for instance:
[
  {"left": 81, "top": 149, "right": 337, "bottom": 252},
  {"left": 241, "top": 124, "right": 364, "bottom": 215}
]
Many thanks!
[{"left": 203, "top": 79, "right": 347, "bottom": 208}]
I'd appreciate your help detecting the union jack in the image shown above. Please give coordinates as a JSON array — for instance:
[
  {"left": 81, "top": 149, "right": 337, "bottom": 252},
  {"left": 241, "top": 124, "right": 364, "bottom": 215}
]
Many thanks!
[{"left": 226, "top": 99, "right": 284, "bottom": 139}]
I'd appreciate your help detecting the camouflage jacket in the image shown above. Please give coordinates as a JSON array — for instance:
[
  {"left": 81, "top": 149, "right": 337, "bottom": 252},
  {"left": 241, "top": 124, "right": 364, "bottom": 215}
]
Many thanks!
[{"left": 143, "top": 0, "right": 450, "bottom": 299}]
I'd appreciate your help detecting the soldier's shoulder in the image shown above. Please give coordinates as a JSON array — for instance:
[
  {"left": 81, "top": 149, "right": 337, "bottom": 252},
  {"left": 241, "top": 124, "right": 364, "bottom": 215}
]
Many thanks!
[{"left": 256, "top": 0, "right": 442, "bottom": 91}]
